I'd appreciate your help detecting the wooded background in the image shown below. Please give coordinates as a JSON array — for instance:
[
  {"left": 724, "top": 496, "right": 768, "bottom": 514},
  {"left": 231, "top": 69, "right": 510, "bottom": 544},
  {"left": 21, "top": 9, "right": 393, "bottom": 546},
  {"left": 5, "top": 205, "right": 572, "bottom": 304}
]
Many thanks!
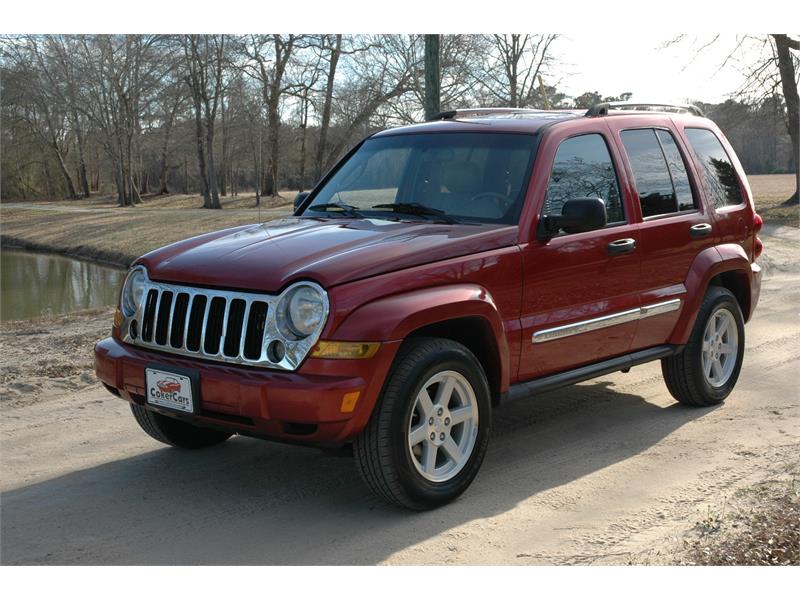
[{"left": 1, "top": 34, "right": 797, "bottom": 206}]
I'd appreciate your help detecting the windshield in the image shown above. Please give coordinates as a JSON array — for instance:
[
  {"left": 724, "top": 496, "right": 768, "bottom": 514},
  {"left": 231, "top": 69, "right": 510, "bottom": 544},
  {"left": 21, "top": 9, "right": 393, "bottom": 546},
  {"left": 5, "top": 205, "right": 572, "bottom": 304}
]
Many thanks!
[{"left": 304, "top": 132, "right": 538, "bottom": 224}]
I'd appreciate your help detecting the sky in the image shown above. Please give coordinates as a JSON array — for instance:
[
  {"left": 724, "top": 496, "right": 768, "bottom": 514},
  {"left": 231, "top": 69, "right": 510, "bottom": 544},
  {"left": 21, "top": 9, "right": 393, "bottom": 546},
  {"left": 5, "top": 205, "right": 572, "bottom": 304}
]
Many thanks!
[{"left": 556, "top": 33, "right": 765, "bottom": 104}]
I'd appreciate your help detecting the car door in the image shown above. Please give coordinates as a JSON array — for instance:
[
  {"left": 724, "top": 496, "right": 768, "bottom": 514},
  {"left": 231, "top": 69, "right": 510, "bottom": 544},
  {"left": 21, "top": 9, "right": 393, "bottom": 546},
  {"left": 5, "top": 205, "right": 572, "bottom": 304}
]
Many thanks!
[
  {"left": 606, "top": 119, "right": 717, "bottom": 351},
  {"left": 518, "top": 124, "right": 642, "bottom": 381}
]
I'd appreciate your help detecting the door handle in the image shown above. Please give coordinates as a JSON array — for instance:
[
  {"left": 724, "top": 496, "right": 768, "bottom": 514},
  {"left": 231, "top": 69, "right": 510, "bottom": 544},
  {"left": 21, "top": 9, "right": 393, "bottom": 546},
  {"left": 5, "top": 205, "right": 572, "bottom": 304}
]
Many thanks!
[
  {"left": 607, "top": 238, "right": 636, "bottom": 255},
  {"left": 689, "top": 223, "right": 713, "bottom": 238}
]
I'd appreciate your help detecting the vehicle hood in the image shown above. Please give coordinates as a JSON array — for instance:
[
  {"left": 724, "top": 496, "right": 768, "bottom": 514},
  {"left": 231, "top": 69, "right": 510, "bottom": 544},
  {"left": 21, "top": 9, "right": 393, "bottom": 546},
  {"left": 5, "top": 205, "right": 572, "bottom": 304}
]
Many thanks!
[{"left": 137, "top": 217, "right": 518, "bottom": 292}]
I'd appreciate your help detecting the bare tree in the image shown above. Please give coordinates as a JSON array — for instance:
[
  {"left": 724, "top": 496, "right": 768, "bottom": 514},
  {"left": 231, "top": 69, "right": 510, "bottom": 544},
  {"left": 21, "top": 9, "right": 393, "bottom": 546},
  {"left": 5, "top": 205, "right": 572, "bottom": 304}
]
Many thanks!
[
  {"left": 4, "top": 37, "right": 79, "bottom": 198},
  {"left": 183, "top": 34, "right": 226, "bottom": 208},
  {"left": 240, "top": 34, "right": 301, "bottom": 197},
  {"left": 668, "top": 34, "right": 799, "bottom": 203},
  {"left": 480, "top": 34, "right": 558, "bottom": 108}
]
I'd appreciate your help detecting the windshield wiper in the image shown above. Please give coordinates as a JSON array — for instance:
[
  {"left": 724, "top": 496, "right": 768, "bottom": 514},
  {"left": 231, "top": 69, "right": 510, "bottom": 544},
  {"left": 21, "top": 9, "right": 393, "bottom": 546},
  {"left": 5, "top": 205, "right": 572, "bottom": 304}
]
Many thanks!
[
  {"left": 370, "top": 203, "right": 460, "bottom": 224},
  {"left": 305, "top": 203, "right": 363, "bottom": 218}
]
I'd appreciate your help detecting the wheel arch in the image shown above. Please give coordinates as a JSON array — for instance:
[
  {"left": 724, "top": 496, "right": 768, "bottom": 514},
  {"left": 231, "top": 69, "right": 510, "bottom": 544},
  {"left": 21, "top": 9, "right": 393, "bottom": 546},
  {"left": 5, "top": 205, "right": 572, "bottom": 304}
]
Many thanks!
[
  {"left": 403, "top": 317, "right": 503, "bottom": 406},
  {"left": 669, "top": 243, "right": 754, "bottom": 345},
  {"left": 330, "top": 284, "right": 511, "bottom": 403}
]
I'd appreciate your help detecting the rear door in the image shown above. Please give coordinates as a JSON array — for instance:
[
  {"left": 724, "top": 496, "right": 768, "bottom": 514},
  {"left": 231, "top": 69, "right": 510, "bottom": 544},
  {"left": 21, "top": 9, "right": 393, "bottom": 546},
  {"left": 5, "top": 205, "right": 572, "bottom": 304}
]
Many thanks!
[
  {"left": 518, "top": 123, "right": 642, "bottom": 381},
  {"left": 607, "top": 118, "right": 716, "bottom": 350}
]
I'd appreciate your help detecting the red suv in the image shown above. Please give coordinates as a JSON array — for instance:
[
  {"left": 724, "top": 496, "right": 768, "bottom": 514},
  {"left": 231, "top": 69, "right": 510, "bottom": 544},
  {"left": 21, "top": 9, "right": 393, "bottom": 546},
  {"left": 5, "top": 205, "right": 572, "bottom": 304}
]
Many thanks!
[{"left": 95, "top": 103, "right": 763, "bottom": 510}]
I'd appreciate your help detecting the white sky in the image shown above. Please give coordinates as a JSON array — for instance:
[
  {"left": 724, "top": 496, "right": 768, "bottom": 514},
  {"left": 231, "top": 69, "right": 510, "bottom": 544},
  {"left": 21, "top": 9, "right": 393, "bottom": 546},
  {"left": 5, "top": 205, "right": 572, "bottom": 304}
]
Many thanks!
[{"left": 555, "top": 33, "right": 764, "bottom": 104}]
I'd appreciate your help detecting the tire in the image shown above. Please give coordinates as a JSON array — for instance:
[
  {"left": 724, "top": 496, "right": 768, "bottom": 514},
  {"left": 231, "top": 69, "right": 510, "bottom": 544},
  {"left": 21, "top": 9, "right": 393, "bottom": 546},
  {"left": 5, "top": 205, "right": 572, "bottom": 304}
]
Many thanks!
[
  {"left": 130, "top": 404, "right": 232, "bottom": 449},
  {"left": 353, "top": 337, "right": 491, "bottom": 510},
  {"left": 661, "top": 286, "right": 745, "bottom": 407}
]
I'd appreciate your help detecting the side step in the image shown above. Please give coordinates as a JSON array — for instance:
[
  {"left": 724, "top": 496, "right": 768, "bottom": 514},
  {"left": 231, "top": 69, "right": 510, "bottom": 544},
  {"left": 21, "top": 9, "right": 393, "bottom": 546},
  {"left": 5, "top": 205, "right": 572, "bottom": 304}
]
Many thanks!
[{"left": 506, "top": 345, "right": 680, "bottom": 403}]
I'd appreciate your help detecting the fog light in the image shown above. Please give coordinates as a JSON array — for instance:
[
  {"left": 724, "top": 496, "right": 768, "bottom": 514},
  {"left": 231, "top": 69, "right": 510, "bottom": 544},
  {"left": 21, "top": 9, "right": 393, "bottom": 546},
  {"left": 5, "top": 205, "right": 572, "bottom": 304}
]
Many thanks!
[
  {"left": 311, "top": 341, "right": 380, "bottom": 359},
  {"left": 267, "top": 340, "right": 286, "bottom": 363},
  {"left": 340, "top": 391, "right": 360, "bottom": 413}
]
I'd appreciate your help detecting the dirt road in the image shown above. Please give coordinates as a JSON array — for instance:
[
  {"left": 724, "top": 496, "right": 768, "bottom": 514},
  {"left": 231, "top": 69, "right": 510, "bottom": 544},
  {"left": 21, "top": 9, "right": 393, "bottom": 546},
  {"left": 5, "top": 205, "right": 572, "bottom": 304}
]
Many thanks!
[{"left": 1, "top": 225, "right": 798, "bottom": 565}]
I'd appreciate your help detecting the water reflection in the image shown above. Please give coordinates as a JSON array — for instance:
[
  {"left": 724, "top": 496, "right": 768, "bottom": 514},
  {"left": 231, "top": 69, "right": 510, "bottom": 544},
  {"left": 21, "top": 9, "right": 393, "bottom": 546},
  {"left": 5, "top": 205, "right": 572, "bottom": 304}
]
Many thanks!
[{"left": 1, "top": 250, "right": 125, "bottom": 321}]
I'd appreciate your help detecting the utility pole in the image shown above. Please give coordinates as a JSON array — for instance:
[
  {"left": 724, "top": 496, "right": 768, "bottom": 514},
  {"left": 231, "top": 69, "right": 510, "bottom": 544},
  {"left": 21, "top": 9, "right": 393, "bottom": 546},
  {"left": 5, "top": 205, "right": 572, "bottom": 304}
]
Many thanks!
[{"left": 424, "top": 35, "right": 441, "bottom": 120}]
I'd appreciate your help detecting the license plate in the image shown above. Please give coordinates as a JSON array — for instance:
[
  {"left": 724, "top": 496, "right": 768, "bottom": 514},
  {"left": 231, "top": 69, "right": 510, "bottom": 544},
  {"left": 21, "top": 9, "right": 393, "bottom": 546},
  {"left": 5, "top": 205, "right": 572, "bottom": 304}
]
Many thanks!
[{"left": 145, "top": 367, "right": 196, "bottom": 414}]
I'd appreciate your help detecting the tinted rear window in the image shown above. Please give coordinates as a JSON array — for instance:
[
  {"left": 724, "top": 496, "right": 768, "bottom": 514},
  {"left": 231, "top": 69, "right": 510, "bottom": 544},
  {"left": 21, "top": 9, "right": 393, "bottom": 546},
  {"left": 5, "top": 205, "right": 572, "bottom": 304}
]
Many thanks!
[
  {"left": 684, "top": 128, "right": 743, "bottom": 208},
  {"left": 620, "top": 129, "right": 678, "bottom": 217}
]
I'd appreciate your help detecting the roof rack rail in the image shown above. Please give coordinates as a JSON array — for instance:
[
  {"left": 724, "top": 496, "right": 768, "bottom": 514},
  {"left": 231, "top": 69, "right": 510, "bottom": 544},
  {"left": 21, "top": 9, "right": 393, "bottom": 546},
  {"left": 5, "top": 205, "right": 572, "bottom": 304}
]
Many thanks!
[
  {"left": 426, "top": 107, "right": 547, "bottom": 121},
  {"left": 585, "top": 102, "right": 705, "bottom": 118}
]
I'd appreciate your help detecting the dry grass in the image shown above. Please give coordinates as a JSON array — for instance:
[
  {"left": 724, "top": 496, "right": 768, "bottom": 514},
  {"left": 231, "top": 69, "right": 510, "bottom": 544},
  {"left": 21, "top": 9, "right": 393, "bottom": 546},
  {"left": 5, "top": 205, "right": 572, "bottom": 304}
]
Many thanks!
[
  {"left": 0, "top": 192, "right": 296, "bottom": 267},
  {"left": 748, "top": 174, "right": 798, "bottom": 227},
  {"left": 681, "top": 467, "right": 800, "bottom": 566}
]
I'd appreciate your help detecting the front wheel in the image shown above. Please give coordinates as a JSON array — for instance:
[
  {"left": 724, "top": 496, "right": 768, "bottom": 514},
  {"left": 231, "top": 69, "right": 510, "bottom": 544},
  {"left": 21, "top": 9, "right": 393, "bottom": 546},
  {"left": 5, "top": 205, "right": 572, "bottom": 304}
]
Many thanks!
[
  {"left": 353, "top": 337, "right": 491, "bottom": 510},
  {"left": 662, "top": 286, "right": 745, "bottom": 407}
]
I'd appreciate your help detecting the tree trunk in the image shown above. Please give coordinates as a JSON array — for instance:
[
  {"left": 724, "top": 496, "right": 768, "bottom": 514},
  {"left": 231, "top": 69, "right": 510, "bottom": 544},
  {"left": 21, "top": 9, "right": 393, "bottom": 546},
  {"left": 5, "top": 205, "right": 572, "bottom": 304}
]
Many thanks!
[
  {"left": 299, "top": 95, "right": 309, "bottom": 192},
  {"left": 205, "top": 115, "right": 221, "bottom": 209},
  {"left": 158, "top": 96, "right": 180, "bottom": 195},
  {"left": 315, "top": 34, "right": 341, "bottom": 180},
  {"left": 772, "top": 34, "right": 799, "bottom": 204},
  {"left": 72, "top": 113, "right": 91, "bottom": 198},
  {"left": 50, "top": 136, "right": 78, "bottom": 199},
  {"left": 424, "top": 35, "right": 441, "bottom": 120},
  {"left": 267, "top": 88, "right": 280, "bottom": 198},
  {"left": 115, "top": 160, "right": 126, "bottom": 207},
  {"left": 192, "top": 98, "right": 210, "bottom": 205},
  {"left": 127, "top": 135, "right": 142, "bottom": 204},
  {"left": 220, "top": 92, "right": 228, "bottom": 196}
]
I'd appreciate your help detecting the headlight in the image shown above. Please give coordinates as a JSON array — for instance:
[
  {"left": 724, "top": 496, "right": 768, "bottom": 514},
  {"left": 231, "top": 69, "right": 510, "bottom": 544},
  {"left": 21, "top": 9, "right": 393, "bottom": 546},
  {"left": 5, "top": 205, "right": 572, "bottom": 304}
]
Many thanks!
[
  {"left": 121, "top": 266, "right": 147, "bottom": 317},
  {"left": 276, "top": 283, "right": 326, "bottom": 339}
]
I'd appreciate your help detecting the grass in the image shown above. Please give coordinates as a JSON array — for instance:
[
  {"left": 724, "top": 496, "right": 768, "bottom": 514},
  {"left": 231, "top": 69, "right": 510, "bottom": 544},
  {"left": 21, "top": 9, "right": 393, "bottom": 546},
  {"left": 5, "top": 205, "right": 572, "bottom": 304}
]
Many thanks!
[
  {"left": 0, "top": 175, "right": 795, "bottom": 268},
  {"left": 749, "top": 174, "right": 798, "bottom": 227}
]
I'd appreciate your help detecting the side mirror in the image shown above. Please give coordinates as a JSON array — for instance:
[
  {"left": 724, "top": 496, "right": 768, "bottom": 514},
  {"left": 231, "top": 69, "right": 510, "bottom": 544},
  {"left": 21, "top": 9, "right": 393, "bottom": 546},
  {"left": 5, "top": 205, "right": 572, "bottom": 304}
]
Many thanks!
[
  {"left": 541, "top": 197, "right": 607, "bottom": 237},
  {"left": 294, "top": 191, "right": 310, "bottom": 213}
]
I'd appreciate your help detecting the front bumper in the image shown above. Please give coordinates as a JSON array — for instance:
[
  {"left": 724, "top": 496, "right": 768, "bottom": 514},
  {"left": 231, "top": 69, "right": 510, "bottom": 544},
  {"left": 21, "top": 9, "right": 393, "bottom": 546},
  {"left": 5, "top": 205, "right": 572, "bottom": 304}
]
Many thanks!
[{"left": 94, "top": 336, "right": 400, "bottom": 445}]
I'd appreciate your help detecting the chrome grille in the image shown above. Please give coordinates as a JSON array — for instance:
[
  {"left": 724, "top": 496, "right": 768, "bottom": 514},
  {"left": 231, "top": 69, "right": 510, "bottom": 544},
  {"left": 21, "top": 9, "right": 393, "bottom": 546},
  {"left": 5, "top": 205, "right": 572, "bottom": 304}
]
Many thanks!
[{"left": 121, "top": 274, "right": 328, "bottom": 371}]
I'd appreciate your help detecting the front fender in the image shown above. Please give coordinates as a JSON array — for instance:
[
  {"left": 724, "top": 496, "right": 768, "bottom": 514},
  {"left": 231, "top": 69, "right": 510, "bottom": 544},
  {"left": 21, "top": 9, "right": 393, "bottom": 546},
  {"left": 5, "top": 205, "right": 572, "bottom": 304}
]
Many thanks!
[
  {"left": 332, "top": 284, "right": 511, "bottom": 392},
  {"left": 669, "top": 243, "right": 756, "bottom": 344}
]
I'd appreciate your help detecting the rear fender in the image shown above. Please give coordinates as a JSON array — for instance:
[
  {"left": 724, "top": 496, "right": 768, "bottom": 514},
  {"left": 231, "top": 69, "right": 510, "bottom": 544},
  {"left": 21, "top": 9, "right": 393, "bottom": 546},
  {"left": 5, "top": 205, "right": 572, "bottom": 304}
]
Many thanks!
[
  {"left": 669, "top": 244, "right": 754, "bottom": 344},
  {"left": 332, "top": 284, "right": 511, "bottom": 392}
]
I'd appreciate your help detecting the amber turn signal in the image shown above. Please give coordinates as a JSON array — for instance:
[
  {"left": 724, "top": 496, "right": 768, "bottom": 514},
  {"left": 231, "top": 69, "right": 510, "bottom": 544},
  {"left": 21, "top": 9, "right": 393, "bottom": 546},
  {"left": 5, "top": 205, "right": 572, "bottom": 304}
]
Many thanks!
[
  {"left": 311, "top": 341, "right": 380, "bottom": 359},
  {"left": 340, "top": 391, "right": 360, "bottom": 413},
  {"left": 113, "top": 308, "right": 123, "bottom": 328}
]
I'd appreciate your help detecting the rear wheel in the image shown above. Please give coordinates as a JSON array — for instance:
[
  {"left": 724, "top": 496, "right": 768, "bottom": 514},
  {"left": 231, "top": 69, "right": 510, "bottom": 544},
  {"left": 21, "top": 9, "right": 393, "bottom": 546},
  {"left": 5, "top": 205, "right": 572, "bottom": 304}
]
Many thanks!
[
  {"left": 130, "top": 404, "right": 232, "bottom": 449},
  {"left": 353, "top": 337, "right": 491, "bottom": 510},
  {"left": 662, "top": 286, "right": 745, "bottom": 407}
]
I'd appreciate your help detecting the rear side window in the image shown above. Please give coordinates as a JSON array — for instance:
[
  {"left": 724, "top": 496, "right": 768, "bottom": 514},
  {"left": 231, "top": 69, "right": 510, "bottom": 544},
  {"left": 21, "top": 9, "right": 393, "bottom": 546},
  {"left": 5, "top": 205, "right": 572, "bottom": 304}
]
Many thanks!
[
  {"left": 620, "top": 128, "right": 695, "bottom": 218},
  {"left": 544, "top": 133, "right": 624, "bottom": 224},
  {"left": 684, "top": 128, "right": 743, "bottom": 208},
  {"left": 655, "top": 130, "right": 696, "bottom": 211}
]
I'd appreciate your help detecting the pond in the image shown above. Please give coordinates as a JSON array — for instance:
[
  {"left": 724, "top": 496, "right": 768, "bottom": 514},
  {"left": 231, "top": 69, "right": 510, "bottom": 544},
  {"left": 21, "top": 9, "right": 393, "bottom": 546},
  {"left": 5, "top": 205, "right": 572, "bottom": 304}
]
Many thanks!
[{"left": 1, "top": 250, "right": 125, "bottom": 321}]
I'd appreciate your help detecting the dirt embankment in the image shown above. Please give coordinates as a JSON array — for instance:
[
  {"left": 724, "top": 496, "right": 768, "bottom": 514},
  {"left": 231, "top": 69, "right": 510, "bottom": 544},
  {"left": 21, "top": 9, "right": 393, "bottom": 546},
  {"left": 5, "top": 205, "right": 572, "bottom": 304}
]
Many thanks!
[{"left": 0, "top": 308, "right": 114, "bottom": 409}]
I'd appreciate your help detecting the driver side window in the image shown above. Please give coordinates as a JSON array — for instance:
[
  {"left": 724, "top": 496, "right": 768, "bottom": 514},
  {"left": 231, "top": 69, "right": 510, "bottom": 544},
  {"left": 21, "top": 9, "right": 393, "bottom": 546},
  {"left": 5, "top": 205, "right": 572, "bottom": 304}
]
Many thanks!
[{"left": 544, "top": 134, "right": 625, "bottom": 225}]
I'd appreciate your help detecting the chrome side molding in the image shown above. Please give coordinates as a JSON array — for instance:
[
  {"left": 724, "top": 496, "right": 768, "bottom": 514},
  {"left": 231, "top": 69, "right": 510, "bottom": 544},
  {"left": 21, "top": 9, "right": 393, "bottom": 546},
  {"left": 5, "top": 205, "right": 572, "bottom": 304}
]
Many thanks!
[{"left": 532, "top": 299, "right": 681, "bottom": 344}]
